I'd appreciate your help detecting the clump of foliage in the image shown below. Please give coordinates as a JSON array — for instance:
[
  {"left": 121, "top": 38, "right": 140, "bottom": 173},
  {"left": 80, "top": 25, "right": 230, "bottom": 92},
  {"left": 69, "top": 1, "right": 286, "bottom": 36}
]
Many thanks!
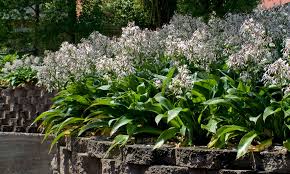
[
  {"left": 0, "top": 54, "right": 40, "bottom": 87},
  {"left": 34, "top": 5, "right": 290, "bottom": 158},
  {"left": 0, "top": 0, "right": 261, "bottom": 54}
]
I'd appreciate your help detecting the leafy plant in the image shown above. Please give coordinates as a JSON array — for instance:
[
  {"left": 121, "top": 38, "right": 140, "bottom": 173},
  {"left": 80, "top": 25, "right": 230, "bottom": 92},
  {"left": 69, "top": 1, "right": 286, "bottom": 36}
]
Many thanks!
[
  {"left": 203, "top": 72, "right": 290, "bottom": 158},
  {"left": 4, "top": 67, "right": 37, "bottom": 86}
]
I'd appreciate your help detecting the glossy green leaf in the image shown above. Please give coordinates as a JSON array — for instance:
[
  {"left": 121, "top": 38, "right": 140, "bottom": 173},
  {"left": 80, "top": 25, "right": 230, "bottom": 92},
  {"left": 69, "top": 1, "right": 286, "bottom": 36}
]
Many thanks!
[
  {"left": 154, "top": 93, "right": 173, "bottom": 110},
  {"left": 111, "top": 116, "right": 132, "bottom": 135},
  {"left": 137, "top": 82, "right": 146, "bottom": 94},
  {"left": 263, "top": 107, "right": 281, "bottom": 121},
  {"left": 167, "top": 107, "right": 183, "bottom": 123},
  {"left": 78, "top": 121, "right": 108, "bottom": 136},
  {"left": 162, "top": 67, "right": 176, "bottom": 95},
  {"left": 97, "top": 85, "right": 111, "bottom": 91},
  {"left": 106, "top": 135, "right": 130, "bottom": 157},
  {"left": 283, "top": 139, "right": 290, "bottom": 151},
  {"left": 203, "top": 98, "right": 227, "bottom": 105},
  {"left": 154, "top": 127, "right": 179, "bottom": 149},
  {"left": 237, "top": 131, "right": 258, "bottom": 159},
  {"left": 155, "top": 114, "right": 165, "bottom": 125},
  {"left": 56, "top": 117, "right": 84, "bottom": 134}
]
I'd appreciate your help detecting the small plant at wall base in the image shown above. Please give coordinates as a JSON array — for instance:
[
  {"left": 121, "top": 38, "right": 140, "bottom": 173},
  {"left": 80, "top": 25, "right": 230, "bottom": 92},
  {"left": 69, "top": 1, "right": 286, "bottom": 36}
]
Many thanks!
[
  {"left": 33, "top": 5, "right": 290, "bottom": 158},
  {"left": 0, "top": 54, "right": 40, "bottom": 87}
]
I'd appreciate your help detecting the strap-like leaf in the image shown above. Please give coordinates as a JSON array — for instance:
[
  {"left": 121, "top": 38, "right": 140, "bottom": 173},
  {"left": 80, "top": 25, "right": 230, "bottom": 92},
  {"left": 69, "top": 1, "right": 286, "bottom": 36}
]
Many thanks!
[
  {"left": 154, "top": 127, "right": 179, "bottom": 149},
  {"left": 263, "top": 106, "right": 281, "bottom": 121},
  {"left": 162, "top": 67, "right": 176, "bottom": 95},
  {"left": 236, "top": 131, "right": 258, "bottom": 159},
  {"left": 154, "top": 93, "right": 173, "bottom": 110},
  {"left": 167, "top": 107, "right": 183, "bottom": 123},
  {"left": 110, "top": 116, "right": 132, "bottom": 136}
]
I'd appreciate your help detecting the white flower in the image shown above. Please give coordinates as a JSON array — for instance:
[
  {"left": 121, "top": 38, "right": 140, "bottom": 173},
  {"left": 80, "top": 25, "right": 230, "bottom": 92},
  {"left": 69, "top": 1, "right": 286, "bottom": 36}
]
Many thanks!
[{"left": 262, "top": 58, "right": 290, "bottom": 86}]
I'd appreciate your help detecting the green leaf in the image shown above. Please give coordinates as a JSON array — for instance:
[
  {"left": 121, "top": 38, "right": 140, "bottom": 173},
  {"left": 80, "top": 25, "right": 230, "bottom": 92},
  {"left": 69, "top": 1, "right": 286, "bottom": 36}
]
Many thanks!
[
  {"left": 134, "top": 127, "right": 163, "bottom": 135},
  {"left": 50, "top": 129, "right": 72, "bottom": 153},
  {"left": 252, "top": 138, "right": 272, "bottom": 152},
  {"left": 237, "top": 82, "right": 250, "bottom": 93},
  {"left": 110, "top": 116, "right": 132, "bottom": 136},
  {"left": 154, "top": 127, "right": 179, "bottom": 149},
  {"left": 31, "top": 110, "right": 61, "bottom": 126},
  {"left": 97, "top": 85, "right": 111, "bottom": 91},
  {"left": 201, "top": 119, "right": 218, "bottom": 133},
  {"left": 56, "top": 117, "right": 84, "bottom": 134},
  {"left": 106, "top": 135, "right": 129, "bottom": 157},
  {"left": 249, "top": 114, "right": 261, "bottom": 124},
  {"left": 208, "top": 125, "right": 248, "bottom": 148},
  {"left": 283, "top": 139, "right": 290, "bottom": 151},
  {"left": 162, "top": 67, "right": 176, "bottom": 95},
  {"left": 203, "top": 98, "right": 227, "bottom": 105},
  {"left": 284, "top": 109, "right": 290, "bottom": 118},
  {"left": 78, "top": 121, "right": 107, "bottom": 136},
  {"left": 236, "top": 131, "right": 258, "bottom": 159},
  {"left": 167, "top": 107, "right": 183, "bottom": 123},
  {"left": 154, "top": 93, "right": 173, "bottom": 110},
  {"left": 137, "top": 82, "right": 146, "bottom": 94},
  {"left": 155, "top": 114, "right": 165, "bottom": 125},
  {"left": 69, "top": 95, "right": 90, "bottom": 105},
  {"left": 263, "top": 107, "right": 281, "bottom": 121}
]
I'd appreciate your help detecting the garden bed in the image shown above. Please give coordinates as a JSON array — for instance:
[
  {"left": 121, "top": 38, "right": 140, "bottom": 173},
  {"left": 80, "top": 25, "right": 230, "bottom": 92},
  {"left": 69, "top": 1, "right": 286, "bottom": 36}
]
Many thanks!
[{"left": 51, "top": 137, "right": 290, "bottom": 174}]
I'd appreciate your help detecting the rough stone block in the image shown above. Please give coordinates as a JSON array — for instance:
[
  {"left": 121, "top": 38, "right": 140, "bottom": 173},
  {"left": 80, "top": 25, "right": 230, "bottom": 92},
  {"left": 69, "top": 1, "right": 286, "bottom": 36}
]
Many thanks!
[
  {"left": 176, "top": 147, "right": 253, "bottom": 170},
  {"left": 59, "top": 146, "right": 73, "bottom": 174},
  {"left": 87, "top": 140, "right": 121, "bottom": 159},
  {"left": 254, "top": 147, "right": 290, "bottom": 173},
  {"left": 219, "top": 170, "right": 256, "bottom": 174},
  {"left": 0, "top": 104, "right": 9, "bottom": 111},
  {"left": 124, "top": 145, "right": 176, "bottom": 165},
  {"left": 66, "top": 137, "right": 90, "bottom": 153},
  {"left": 101, "top": 159, "right": 121, "bottom": 174},
  {"left": 124, "top": 145, "right": 154, "bottom": 165},
  {"left": 18, "top": 97, "right": 29, "bottom": 105},
  {"left": 1, "top": 125, "right": 13, "bottom": 132},
  {"left": 74, "top": 153, "right": 101, "bottom": 174},
  {"left": 13, "top": 87, "right": 26, "bottom": 97},
  {"left": 144, "top": 165, "right": 189, "bottom": 174},
  {"left": 1, "top": 88, "right": 13, "bottom": 96},
  {"left": 14, "top": 126, "right": 25, "bottom": 132}
]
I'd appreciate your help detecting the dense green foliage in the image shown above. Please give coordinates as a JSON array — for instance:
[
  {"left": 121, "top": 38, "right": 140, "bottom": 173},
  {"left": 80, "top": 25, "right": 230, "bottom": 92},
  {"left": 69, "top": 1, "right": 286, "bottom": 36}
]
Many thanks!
[
  {"left": 0, "top": 0, "right": 260, "bottom": 54},
  {"left": 177, "top": 0, "right": 260, "bottom": 18},
  {"left": 35, "top": 65, "right": 290, "bottom": 158}
]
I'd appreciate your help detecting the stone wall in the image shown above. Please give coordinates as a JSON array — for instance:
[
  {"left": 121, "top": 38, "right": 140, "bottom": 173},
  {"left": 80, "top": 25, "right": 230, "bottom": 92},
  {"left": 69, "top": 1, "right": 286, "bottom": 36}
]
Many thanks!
[
  {"left": 52, "top": 137, "right": 290, "bottom": 174},
  {"left": 0, "top": 85, "right": 55, "bottom": 133}
]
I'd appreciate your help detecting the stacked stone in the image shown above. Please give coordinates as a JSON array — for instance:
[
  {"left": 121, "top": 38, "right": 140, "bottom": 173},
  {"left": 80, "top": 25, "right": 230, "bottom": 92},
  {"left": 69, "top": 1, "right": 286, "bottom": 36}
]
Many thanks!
[
  {"left": 0, "top": 85, "right": 55, "bottom": 133},
  {"left": 51, "top": 137, "right": 290, "bottom": 174}
]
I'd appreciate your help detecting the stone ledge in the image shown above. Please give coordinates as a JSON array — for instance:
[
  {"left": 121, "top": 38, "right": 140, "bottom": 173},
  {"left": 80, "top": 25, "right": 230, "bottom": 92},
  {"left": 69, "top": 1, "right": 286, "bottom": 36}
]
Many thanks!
[{"left": 53, "top": 138, "right": 290, "bottom": 174}]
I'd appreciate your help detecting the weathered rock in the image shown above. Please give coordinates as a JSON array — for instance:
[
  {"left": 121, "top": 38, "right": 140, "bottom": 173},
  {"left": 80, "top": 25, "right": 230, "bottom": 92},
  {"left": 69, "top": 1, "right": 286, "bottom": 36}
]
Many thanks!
[
  {"left": 144, "top": 165, "right": 189, "bottom": 174},
  {"left": 87, "top": 140, "right": 121, "bottom": 159},
  {"left": 124, "top": 145, "right": 176, "bottom": 165},
  {"left": 219, "top": 170, "right": 256, "bottom": 174},
  {"left": 176, "top": 147, "right": 253, "bottom": 170},
  {"left": 101, "top": 159, "right": 122, "bottom": 174},
  {"left": 74, "top": 153, "right": 101, "bottom": 174}
]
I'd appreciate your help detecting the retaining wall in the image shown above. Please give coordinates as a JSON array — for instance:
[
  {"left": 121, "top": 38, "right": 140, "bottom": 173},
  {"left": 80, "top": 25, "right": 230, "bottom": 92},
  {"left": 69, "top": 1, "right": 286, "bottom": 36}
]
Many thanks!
[
  {"left": 51, "top": 137, "right": 290, "bottom": 174},
  {"left": 0, "top": 85, "right": 55, "bottom": 133}
]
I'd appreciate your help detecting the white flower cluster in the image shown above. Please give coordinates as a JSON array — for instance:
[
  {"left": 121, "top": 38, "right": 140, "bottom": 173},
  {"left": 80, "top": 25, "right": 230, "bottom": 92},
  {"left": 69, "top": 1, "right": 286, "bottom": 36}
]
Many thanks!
[
  {"left": 169, "top": 64, "right": 194, "bottom": 95},
  {"left": 36, "top": 5, "right": 288, "bottom": 92},
  {"left": 2, "top": 55, "right": 41, "bottom": 74},
  {"left": 37, "top": 32, "right": 113, "bottom": 90},
  {"left": 262, "top": 40, "right": 290, "bottom": 90},
  {"left": 262, "top": 58, "right": 290, "bottom": 86}
]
